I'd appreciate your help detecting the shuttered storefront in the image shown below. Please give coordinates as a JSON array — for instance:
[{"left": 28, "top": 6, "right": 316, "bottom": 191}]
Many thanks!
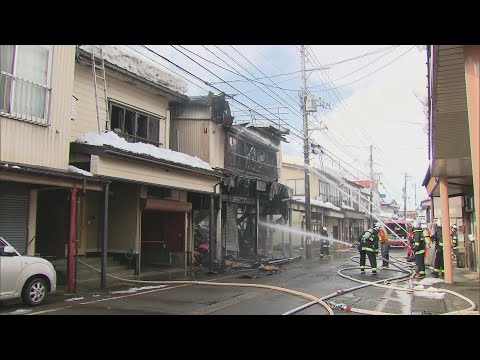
[
  {"left": 225, "top": 203, "right": 238, "bottom": 256},
  {"left": 0, "top": 183, "right": 29, "bottom": 254}
]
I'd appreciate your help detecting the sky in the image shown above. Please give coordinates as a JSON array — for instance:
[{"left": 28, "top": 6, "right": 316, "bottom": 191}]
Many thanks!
[{"left": 138, "top": 44, "right": 429, "bottom": 210}]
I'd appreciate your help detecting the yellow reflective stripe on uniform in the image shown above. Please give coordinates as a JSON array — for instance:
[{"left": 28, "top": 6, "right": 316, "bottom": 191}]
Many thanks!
[
  {"left": 414, "top": 242, "right": 420, "bottom": 245},
  {"left": 415, "top": 249, "right": 425, "bottom": 255},
  {"left": 364, "top": 248, "right": 375, "bottom": 252},
  {"left": 413, "top": 229, "right": 423, "bottom": 232}
]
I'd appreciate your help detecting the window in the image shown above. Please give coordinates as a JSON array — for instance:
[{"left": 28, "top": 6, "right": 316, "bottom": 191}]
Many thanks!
[
  {"left": 109, "top": 101, "right": 163, "bottom": 147},
  {"left": 286, "top": 179, "right": 305, "bottom": 196},
  {"left": 319, "top": 181, "right": 329, "bottom": 203},
  {"left": 0, "top": 45, "right": 52, "bottom": 125}
]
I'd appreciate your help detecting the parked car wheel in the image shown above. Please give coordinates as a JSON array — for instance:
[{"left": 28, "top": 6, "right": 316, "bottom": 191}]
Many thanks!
[{"left": 22, "top": 277, "right": 48, "bottom": 306}]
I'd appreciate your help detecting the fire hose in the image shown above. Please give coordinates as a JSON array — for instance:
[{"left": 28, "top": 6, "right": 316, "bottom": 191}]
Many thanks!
[{"left": 77, "top": 259, "right": 334, "bottom": 315}]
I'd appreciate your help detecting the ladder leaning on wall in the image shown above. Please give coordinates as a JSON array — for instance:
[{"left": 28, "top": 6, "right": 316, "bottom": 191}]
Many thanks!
[{"left": 90, "top": 45, "right": 110, "bottom": 134}]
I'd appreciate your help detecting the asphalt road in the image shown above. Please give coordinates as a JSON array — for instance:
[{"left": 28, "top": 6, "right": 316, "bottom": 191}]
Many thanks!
[{"left": 1, "top": 248, "right": 414, "bottom": 315}]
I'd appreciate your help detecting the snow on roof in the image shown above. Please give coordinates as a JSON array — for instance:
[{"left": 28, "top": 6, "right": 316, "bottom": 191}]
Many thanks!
[
  {"left": 76, "top": 131, "right": 213, "bottom": 171},
  {"left": 248, "top": 120, "right": 290, "bottom": 134},
  {"left": 292, "top": 196, "right": 341, "bottom": 211},
  {"left": 68, "top": 165, "right": 93, "bottom": 177},
  {"left": 80, "top": 45, "right": 188, "bottom": 94},
  {"left": 318, "top": 165, "right": 346, "bottom": 181},
  {"left": 342, "top": 204, "right": 355, "bottom": 211},
  {"left": 235, "top": 125, "right": 279, "bottom": 149}
]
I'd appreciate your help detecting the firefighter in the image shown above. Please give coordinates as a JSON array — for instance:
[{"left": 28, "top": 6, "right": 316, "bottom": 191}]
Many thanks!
[
  {"left": 377, "top": 222, "right": 390, "bottom": 268},
  {"left": 432, "top": 219, "right": 444, "bottom": 277},
  {"left": 451, "top": 224, "right": 459, "bottom": 260},
  {"left": 320, "top": 226, "right": 330, "bottom": 258},
  {"left": 358, "top": 226, "right": 379, "bottom": 275},
  {"left": 412, "top": 220, "right": 426, "bottom": 278}
]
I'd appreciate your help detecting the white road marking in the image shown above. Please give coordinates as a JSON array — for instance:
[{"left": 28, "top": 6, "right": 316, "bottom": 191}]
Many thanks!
[{"left": 27, "top": 306, "right": 73, "bottom": 315}]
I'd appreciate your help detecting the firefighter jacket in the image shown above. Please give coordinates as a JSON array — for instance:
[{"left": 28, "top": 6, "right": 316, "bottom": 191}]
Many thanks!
[
  {"left": 359, "top": 229, "right": 379, "bottom": 253},
  {"left": 412, "top": 227, "right": 426, "bottom": 255},
  {"left": 378, "top": 227, "right": 389, "bottom": 244},
  {"left": 433, "top": 227, "right": 443, "bottom": 251},
  {"left": 321, "top": 231, "right": 330, "bottom": 247}
]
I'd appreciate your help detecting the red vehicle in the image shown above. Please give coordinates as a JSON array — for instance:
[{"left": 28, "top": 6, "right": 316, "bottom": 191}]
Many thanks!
[{"left": 384, "top": 220, "right": 409, "bottom": 248}]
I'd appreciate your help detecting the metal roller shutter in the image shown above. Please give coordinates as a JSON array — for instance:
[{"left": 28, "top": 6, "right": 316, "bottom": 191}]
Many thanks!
[
  {"left": 0, "top": 183, "right": 29, "bottom": 254},
  {"left": 225, "top": 203, "right": 238, "bottom": 256}
]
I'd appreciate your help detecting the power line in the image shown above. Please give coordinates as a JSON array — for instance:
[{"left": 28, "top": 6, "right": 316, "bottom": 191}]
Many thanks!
[
  {"left": 201, "top": 44, "right": 304, "bottom": 123},
  {"left": 311, "top": 45, "right": 400, "bottom": 87},
  {"left": 229, "top": 45, "right": 305, "bottom": 115},
  {"left": 139, "top": 45, "right": 306, "bottom": 143},
  {"left": 310, "top": 46, "right": 416, "bottom": 92},
  {"left": 170, "top": 45, "right": 306, "bottom": 139},
  {"left": 306, "top": 46, "right": 349, "bottom": 112},
  {"left": 210, "top": 45, "right": 397, "bottom": 85},
  {"left": 213, "top": 45, "right": 303, "bottom": 116},
  {"left": 130, "top": 45, "right": 304, "bottom": 149}
]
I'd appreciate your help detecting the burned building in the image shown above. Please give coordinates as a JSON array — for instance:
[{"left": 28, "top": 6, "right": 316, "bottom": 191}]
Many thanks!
[{"left": 170, "top": 94, "right": 291, "bottom": 260}]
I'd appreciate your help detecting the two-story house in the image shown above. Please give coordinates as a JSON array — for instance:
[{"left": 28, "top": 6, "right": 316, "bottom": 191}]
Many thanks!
[{"left": 67, "top": 45, "right": 223, "bottom": 284}]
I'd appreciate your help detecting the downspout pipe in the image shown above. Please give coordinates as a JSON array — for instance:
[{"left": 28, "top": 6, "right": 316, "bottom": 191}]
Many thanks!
[
  {"left": 101, "top": 183, "right": 109, "bottom": 289},
  {"left": 209, "top": 193, "right": 214, "bottom": 271},
  {"left": 68, "top": 187, "right": 77, "bottom": 293},
  {"left": 74, "top": 193, "right": 81, "bottom": 292}
]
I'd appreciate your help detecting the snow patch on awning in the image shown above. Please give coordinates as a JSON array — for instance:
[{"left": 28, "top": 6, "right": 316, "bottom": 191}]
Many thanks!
[
  {"left": 76, "top": 131, "right": 213, "bottom": 171},
  {"left": 68, "top": 165, "right": 93, "bottom": 177},
  {"left": 293, "top": 196, "right": 341, "bottom": 211}
]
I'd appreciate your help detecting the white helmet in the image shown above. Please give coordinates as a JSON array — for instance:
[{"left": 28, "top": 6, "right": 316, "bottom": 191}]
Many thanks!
[
  {"left": 414, "top": 219, "right": 421, "bottom": 228},
  {"left": 322, "top": 226, "right": 327, "bottom": 231},
  {"left": 375, "top": 222, "right": 382, "bottom": 227},
  {"left": 452, "top": 224, "right": 457, "bottom": 229},
  {"left": 436, "top": 218, "right": 442, "bottom": 227}
]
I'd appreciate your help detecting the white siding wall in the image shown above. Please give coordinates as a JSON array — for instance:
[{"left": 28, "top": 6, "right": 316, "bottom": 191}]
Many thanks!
[{"left": 0, "top": 45, "right": 75, "bottom": 170}]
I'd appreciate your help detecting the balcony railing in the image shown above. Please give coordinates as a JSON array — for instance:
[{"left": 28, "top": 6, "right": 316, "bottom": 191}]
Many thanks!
[
  {"left": 0, "top": 71, "right": 50, "bottom": 126},
  {"left": 227, "top": 151, "right": 278, "bottom": 179}
]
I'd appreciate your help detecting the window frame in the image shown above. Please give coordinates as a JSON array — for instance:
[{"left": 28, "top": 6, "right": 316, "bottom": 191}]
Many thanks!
[
  {"left": 0, "top": 45, "right": 52, "bottom": 126},
  {"left": 108, "top": 100, "right": 164, "bottom": 147}
]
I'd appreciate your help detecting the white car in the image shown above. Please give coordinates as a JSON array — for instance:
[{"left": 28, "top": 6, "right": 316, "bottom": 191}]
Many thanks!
[{"left": 0, "top": 236, "right": 56, "bottom": 306}]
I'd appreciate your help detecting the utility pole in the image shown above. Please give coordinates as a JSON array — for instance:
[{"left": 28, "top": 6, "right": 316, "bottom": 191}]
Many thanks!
[
  {"left": 369, "top": 145, "right": 373, "bottom": 228},
  {"left": 301, "top": 45, "right": 312, "bottom": 259},
  {"left": 403, "top": 172, "right": 407, "bottom": 219}
]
